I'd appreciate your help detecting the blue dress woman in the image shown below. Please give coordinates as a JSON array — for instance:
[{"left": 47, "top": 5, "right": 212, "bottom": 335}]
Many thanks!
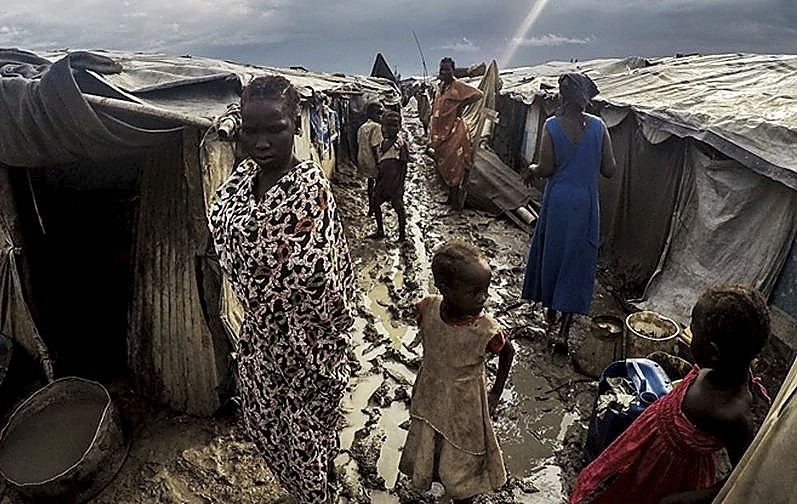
[{"left": 522, "top": 73, "right": 616, "bottom": 350}]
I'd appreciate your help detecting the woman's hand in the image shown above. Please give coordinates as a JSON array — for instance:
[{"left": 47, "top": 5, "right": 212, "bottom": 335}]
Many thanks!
[
  {"left": 524, "top": 164, "right": 538, "bottom": 185},
  {"left": 488, "top": 391, "right": 500, "bottom": 416}
]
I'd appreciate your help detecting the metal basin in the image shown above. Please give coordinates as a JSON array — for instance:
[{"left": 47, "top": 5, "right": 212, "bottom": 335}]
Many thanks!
[
  {"left": 0, "top": 377, "right": 128, "bottom": 503},
  {"left": 573, "top": 315, "right": 624, "bottom": 379},
  {"left": 624, "top": 311, "right": 681, "bottom": 358}
]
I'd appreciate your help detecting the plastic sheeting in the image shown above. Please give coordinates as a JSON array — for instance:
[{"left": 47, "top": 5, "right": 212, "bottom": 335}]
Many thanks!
[
  {"left": 0, "top": 48, "right": 400, "bottom": 168},
  {"left": 0, "top": 249, "right": 53, "bottom": 381},
  {"left": 498, "top": 54, "right": 797, "bottom": 190},
  {"left": 638, "top": 143, "right": 797, "bottom": 324},
  {"left": 0, "top": 50, "right": 180, "bottom": 167},
  {"left": 0, "top": 169, "right": 53, "bottom": 380},
  {"left": 462, "top": 60, "right": 501, "bottom": 143},
  {"left": 599, "top": 115, "right": 687, "bottom": 297},
  {"left": 772, "top": 239, "right": 797, "bottom": 319}
]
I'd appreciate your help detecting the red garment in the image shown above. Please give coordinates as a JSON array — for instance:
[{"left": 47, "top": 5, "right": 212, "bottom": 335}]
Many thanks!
[
  {"left": 429, "top": 80, "right": 483, "bottom": 187},
  {"left": 570, "top": 367, "right": 724, "bottom": 504},
  {"left": 415, "top": 299, "right": 505, "bottom": 354}
]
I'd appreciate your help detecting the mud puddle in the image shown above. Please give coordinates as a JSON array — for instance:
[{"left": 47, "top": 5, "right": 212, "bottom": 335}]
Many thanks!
[{"left": 333, "top": 106, "right": 598, "bottom": 503}]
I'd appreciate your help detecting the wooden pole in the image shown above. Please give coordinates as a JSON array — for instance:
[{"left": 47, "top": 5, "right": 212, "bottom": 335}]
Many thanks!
[{"left": 83, "top": 94, "right": 213, "bottom": 129}]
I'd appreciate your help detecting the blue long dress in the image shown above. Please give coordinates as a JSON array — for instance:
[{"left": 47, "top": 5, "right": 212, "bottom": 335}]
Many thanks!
[{"left": 522, "top": 114, "right": 604, "bottom": 315}]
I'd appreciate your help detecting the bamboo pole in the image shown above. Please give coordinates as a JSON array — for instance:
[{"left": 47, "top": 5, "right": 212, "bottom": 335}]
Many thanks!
[{"left": 83, "top": 94, "right": 213, "bottom": 129}]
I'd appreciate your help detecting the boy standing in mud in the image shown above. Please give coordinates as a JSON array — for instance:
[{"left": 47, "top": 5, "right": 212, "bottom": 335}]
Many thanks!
[
  {"left": 357, "top": 101, "right": 384, "bottom": 216},
  {"left": 369, "top": 110, "right": 409, "bottom": 242}
]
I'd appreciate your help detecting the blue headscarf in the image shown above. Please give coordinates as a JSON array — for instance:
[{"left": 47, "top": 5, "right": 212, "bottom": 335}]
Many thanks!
[{"left": 558, "top": 72, "right": 599, "bottom": 110}]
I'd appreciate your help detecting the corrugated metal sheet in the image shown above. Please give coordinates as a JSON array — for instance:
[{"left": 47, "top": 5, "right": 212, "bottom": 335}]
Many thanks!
[
  {"left": 467, "top": 149, "right": 532, "bottom": 214},
  {"left": 128, "top": 130, "right": 220, "bottom": 415}
]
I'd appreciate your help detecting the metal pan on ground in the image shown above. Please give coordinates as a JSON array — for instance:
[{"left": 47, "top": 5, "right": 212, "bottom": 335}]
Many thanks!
[
  {"left": 0, "top": 377, "right": 128, "bottom": 503},
  {"left": 573, "top": 315, "right": 624, "bottom": 379},
  {"left": 624, "top": 311, "right": 681, "bottom": 358}
]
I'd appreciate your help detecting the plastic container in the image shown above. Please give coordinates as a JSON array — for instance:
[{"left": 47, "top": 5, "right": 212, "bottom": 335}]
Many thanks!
[
  {"left": 0, "top": 377, "right": 128, "bottom": 503},
  {"left": 624, "top": 311, "right": 681, "bottom": 358},
  {"left": 583, "top": 358, "right": 673, "bottom": 463}
]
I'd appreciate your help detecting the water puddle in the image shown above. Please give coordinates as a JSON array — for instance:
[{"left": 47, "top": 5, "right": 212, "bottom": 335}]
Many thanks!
[
  {"left": 376, "top": 401, "right": 409, "bottom": 489},
  {"left": 340, "top": 373, "right": 383, "bottom": 451},
  {"left": 335, "top": 108, "right": 594, "bottom": 502}
]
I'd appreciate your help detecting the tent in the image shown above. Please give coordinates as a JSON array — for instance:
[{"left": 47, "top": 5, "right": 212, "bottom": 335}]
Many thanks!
[
  {"left": 489, "top": 53, "right": 797, "bottom": 345},
  {"left": 0, "top": 48, "right": 399, "bottom": 415},
  {"left": 370, "top": 53, "right": 397, "bottom": 83}
]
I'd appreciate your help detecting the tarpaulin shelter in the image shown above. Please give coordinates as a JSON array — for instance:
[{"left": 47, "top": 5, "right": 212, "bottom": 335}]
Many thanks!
[
  {"left": 491, "top": 53, "right": 797, "bottom": 345},
  {"left": 370, "top": 53, "right": 397, "bottom": 83},
  {"left": 0, "top": 48, "right": 399, "bottom": 415}
]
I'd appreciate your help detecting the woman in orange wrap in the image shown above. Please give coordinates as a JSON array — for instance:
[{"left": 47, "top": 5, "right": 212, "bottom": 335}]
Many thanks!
[{"left": 429, "top": 57, "right": 483, "bottom": 209}]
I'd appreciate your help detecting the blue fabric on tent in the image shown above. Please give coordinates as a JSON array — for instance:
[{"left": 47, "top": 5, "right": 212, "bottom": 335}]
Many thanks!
[{"left": 522, "top": 114, "right": 604, "bottom": 314}]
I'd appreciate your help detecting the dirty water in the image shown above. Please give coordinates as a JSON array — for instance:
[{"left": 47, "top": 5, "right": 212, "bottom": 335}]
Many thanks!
[{"left": 0, "top": 400, "right": 105, "bottom": 483}]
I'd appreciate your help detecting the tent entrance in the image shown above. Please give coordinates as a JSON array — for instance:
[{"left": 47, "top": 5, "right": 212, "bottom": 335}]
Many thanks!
[{"left": 16, "top": 158, "right": 142, "bottom": 384}]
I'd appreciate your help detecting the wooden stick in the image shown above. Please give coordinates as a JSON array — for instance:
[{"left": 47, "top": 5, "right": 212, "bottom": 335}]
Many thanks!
[{"left": 83, "top": 94, "right": 213, "bottom": 129}]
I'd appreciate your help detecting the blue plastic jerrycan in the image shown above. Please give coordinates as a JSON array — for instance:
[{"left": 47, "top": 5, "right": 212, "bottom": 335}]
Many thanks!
[{"left": 583, "top": 358, "right": 673, "bottom": 463}]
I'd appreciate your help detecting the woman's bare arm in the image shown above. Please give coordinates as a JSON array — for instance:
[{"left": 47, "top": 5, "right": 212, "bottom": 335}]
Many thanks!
[
  {"left": 534, "top": 128, "right": 556, "bottom": 178},
  {"left": 600, "top": 124, "right": 616, "bottom": 179}
]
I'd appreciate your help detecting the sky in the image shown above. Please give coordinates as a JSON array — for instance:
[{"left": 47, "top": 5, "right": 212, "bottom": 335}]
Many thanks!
[{"left": 1, "top": 0, "right": 796, "bottom": 76}]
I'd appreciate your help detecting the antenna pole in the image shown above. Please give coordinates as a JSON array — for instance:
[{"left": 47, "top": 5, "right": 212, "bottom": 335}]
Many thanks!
[{"left": 411, "top": 30, "right": 428, "bottom": 78}]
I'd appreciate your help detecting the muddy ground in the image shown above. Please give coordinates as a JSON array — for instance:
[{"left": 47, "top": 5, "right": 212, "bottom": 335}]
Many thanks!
[{"left": 1, "top": 105, "right": 791, "bottom": 504}]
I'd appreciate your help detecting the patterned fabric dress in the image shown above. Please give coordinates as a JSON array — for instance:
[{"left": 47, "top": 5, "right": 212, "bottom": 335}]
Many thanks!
[
  {"left": 399, "top": 295, "right": 508, "bottom": 500},
  {"left": 207, "top": 158, "right": 355, "bottom": 503}
]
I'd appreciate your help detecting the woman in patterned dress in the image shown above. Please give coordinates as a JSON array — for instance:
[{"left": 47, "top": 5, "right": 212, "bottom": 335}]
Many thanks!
[{"left": 207, "top": 75, "right": 355, "bottom": 503}]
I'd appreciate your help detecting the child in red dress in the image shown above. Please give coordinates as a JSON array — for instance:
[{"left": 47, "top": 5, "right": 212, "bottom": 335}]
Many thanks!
[{"left": 570, "top": 284, "right": 771, "bottom": 504}]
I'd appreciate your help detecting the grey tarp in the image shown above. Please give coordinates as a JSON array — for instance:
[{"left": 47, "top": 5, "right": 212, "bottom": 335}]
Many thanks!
[
  {"left": 0, "top": 169, "right": 52, "bottom": 380},
  {"left": 0, "top": 244, "right": 53, "bottom": 381},
  {"left": 598, "top": 113, "right": 687, "bottom": 296},
  {"left": 712, "top": 355, "right": 797, "bottom": 503},
  {"left": 0, "top": 48, "right": 401, "bottom": 168},
  {"left": 638, "top": 142, "right": 797, "bottom": 324},
  {"left": 0, "top": 49, "right": 182, "bottom": 167},
  {"left": 499, "top": 54, "right": 797, "bottom": 191},
  {"left": 772, "top": 239, "right": 797, "bottom": 319}
]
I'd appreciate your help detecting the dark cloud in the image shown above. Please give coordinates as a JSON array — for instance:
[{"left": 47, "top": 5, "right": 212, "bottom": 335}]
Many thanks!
[{"left": 0, "top": 0, "right": 794, "bottom": 74}]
